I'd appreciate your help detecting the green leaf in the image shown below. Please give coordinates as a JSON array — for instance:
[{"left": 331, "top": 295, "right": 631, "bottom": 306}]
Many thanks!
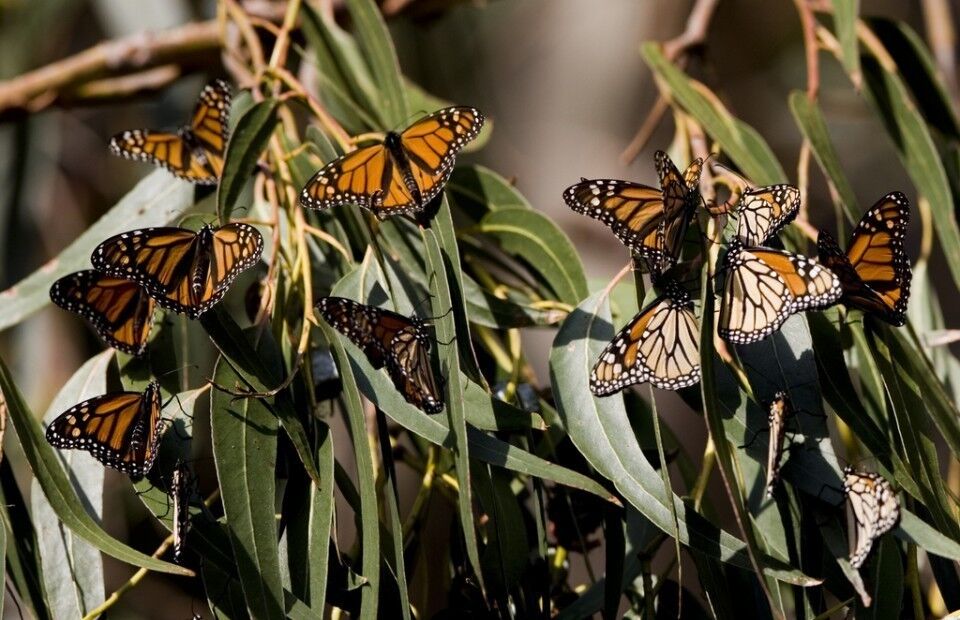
[
  {"left": 832, "top": 0, "right": 861, "bottom": 86},
  {"left": 861, "top": 537, "right": 903, "bottom": 619},
  {"left": 0, "top": 352, "right": 190, "bottom": 576},
  {"left": 376, "top": 411, "right": 412, "bottom": 620},
  {"left": 424, "top": 224, "right": 484, "bottom": 590},
  {"left": 866, "top": 17, "right": 960, "bottom": 140},
  {"left": 200, "top": 306, "right": 323, "bottom": 487},
  {"left": 218, "top": 99, "right": 278, "bottom": 222},
  {"left": 449, "top": 165, "right": 532, "bottom": 217},
  {"left": 0, "top": 170, "right": 194, "bottom": 332},
  {"left": 321, "top": 323, "right": 381, "bottom": 619},
  {"left": 307, "top": 425, "right": 335, "bottom": 608},
  {"left": 476, "top": 207, "right": 589, "bottom": 305},
  {"left": 860, "top": 54, "right": 960, "bottom": 293},
  {"left": 899, "top": 509, "right": 960, "bottom": 561},
  {"left": 211, "top": 355, "right": 285, "bottom": 619},
  {"left": 642, "top": 43, "right": 785, "bottom": 184},
  {"left": 299, "top": 4, "right": 381, "bottom": 133},
  {"left": 548, "top": 290, "right": 815, "bottom": 583},
  {"left": 789, "top": 92, "right": 860, "bottom": 224},
  {"left": 31, "top": 351, "right": 113, "bottom": 618},
  {"left": 342, "top": 0, "right": 409, "bottom": 128}
]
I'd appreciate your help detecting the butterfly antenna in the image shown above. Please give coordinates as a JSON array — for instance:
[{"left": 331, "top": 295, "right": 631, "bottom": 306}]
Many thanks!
[{"left": 206, "top": 353, "right": 304, "bottom": 401}]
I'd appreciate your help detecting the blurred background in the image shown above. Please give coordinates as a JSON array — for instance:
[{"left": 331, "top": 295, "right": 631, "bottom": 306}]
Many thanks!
[{"left": 0, "top": 0, "right": 952, "bottom": 616}]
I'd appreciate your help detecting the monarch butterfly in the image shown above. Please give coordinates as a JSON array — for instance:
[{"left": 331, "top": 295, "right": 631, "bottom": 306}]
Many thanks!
[
  {"left": 45, "top": 381, "right": 164, "bottom": 478},
  {"left": 844, "top": 467, "right": 900, "bottom": 569},
  {"left": 50, "top": 270, "right": 157, "bottom": 356},
  {"left": 719, "top": 240, "right": 842, "bottom": 344},
  {"left": 317, "top": 296, "right": 443, "bottom": 414},
  {"left": 300, "top": 107, "right": 484, "bottom": 219},
  {"left": 563, "top": 150, "right": 703, "bottom": 267},
  {"left": 764, "top": 392, "right": 791, "bottom": 497},
  {"left": 109, "top": 80, "right": 232, "bottom": 185},
  {"left": 591, "top": 279, "right": 700, "bottom": 395},
  {"left": 817, "top": 192, "right": 911, "bottom": 326},
  {"left": 91, "top": 223, "right": 263, "bottom": 319},
  {"left": 171, "top": 462, "right": 195, "bottom": 564},
  {"left": 734, "top": 184, "right": 800, "bottom": 247}
]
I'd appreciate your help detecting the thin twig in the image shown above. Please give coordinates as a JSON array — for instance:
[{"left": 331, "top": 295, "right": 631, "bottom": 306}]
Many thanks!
[
  {"left": 622, "top": 0, "right": 721, "bottom": 163},
  {"left": 792, "top": 0, "right": 821, "bottom": 99},
  {"left": 0, "top": 21, "right": 221, "bottom": 119},
  {"left": 921, "top": 0, "right": 960, "bottom": 105}
]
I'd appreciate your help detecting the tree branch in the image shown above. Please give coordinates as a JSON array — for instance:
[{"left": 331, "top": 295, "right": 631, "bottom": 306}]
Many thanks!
[{"left": 0, "top": 21, "right": 222, "bottom": 120}]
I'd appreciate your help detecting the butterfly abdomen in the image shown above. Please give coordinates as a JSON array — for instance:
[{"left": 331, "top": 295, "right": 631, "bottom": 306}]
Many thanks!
[{"left": 384, "top": 131, "right": 423, "bottom": 207}]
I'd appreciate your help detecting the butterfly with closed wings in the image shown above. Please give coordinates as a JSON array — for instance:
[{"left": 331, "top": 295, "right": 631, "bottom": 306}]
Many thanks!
[
  {"left": 300, "top": 107, "right": 484, "bottom": 220},
  {"left": 844, "top": 467, "right": 900, "bottom": 569},
  {"left": 564, "top": 150, "right": 703, "bottom": 268},
  {"left": 763, "top": 391, "right": 791, "bottom": 497},
  {"left": 318, "top": 296, "right": 443, "bottom": 414},
  {"left": 817, "top": 192, "right": 911, "bottom": 326},
  {"left": 110, "top": 80, "right": 232, "bottom": 185},
  {"left": 91, "top": 223, "right": 263, "bottom": 319},
  {"left": 590, "top": 278, "right": 700, "bottom": 395},
  {"left": 733, "top": 184, "right": 800, "bottom": 247},
  {"left": 718, "top": 240, "right": 842, "bottom": 344},
  {"left": 50, "top": 270, "right": 157, "bottom": 356},
  {"left": 45, "top": 381, "right": 164, "bottom": 479}
]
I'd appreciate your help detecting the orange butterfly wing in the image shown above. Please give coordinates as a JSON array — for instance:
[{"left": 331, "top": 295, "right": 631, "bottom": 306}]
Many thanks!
[
  {"left": 109, "top": 81, "right": 231, "bottom": 185},
  {"left": 817, "top": 192, "right": 911, "bottom": 325},
  {"left": 91, "top": 224, "right": 262, "bottom": 318},
  {"left": 591, "top": 279, "right": 700, "bottom": 395},
  {"left": 45, "top": 382, "right": 163, "bottom": 478},
  {"left": 50, "top": 270, "right": 157, "bottom": 356},
  {"left": 300, "top": 106, "right": 484, "bottom": 218}
]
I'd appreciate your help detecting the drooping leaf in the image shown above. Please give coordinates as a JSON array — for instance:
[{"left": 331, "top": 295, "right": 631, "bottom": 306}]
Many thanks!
[
  {"left": 218, "top": 98, "right": 278, "bottom": 222},
  {"left": 0, "top": 352, "right": 191, "bottom": 576},
  {"left": 0, "top": 170, "right": 194, "bottom": 331},
  {"left": 211, "top": 355, "right": 285, "bottom": 620}
]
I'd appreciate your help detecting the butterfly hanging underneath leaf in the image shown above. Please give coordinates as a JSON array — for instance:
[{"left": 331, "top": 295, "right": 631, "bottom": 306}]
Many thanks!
[
  {"left": 300, "top": 106, "right": 485, "bottom": 219},
  {"left": 763, "top": 391, "right": 791, "bottom": 497},
  {"left": 50, "top": 270, "right": 157, "bottom": 356},
  {"left": 109, "top": 80, "right": 232, "bottom": 185},
  {"left": 171, "top": 462, "right": 197, "bottom": 564},
  {"left": 45, "top": 381, "right": 164, "bottom": 478},
  {"left": 718, "top": 240, "right": 842, "bottom": 344},
  {"left": 91, "top": 223, "right": 263, "bottom": 319},
  {"left": 591, "top": 278, "right": 700, "bottom": 395},
  {"left": 817, "top": 192, "right": 911, "bottom": 326},
  {"left": 563, "top": 150, "right": 703, "bottom": 268},
  {"left": 844, "top": 467, "right": 900, "bottom": 569},
  {"left": 317, "top": 296, "right": 443, "bottom": 414}
]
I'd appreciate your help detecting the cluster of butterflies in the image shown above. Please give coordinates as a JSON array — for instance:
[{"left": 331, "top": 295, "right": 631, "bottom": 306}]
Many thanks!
[
  {"left": 43, "top": 82, "right": 483, "bottom": 480},
  {"left": 42, "top": 79, "right": 902, "bottom": 570},
  {"left": 563, "top": 151, "right": 911, "bottom": 397},
  {"left": 45, "top": 81, "right": 264, "bottom": 478},
  {"left": 760, "top": 392, "right": 900, "bottom": 569}
]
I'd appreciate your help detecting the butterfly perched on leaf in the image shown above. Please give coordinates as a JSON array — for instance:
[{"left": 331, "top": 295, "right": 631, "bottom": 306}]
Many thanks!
[
  {"left": 109, "top": 80, "right": 232, "bottom": 185},
  {"left": 50, "top": 270, "right": 157, "bottom": 356},
  {"left": 91, "top": 223, "right": 263, "bottom": 319},
  {"left": 591, "top": 278, "right": 700, "bottom": 395},
  {"left": 733, "top": 184, "right": 800, "bottom": 247},
  {"left": 300, "top": 106, "right": 484, "bottom": 219},
  {"left": 719, "top": 240, "right": 842, "bottom": 344},
  {"left": 817, "top": 192, "right": 911, "bottom": 326},
  {"left": 563, "top": 150, "right": 703, "bottom": 268},
  {"left": 45, "top": 381, "right": 164, "bottom": 478},
  {"left": 844, "top": 467, "right": 900, "bottom": 569},
  {"left": 171, "top": 462, "right": 196, "bottom": 564},
  {"left": 763, "top": 391, "right": 791, "bottom": 497},
  {"left": 318, "top": 296, "right": 443, "bottom": 414}
]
